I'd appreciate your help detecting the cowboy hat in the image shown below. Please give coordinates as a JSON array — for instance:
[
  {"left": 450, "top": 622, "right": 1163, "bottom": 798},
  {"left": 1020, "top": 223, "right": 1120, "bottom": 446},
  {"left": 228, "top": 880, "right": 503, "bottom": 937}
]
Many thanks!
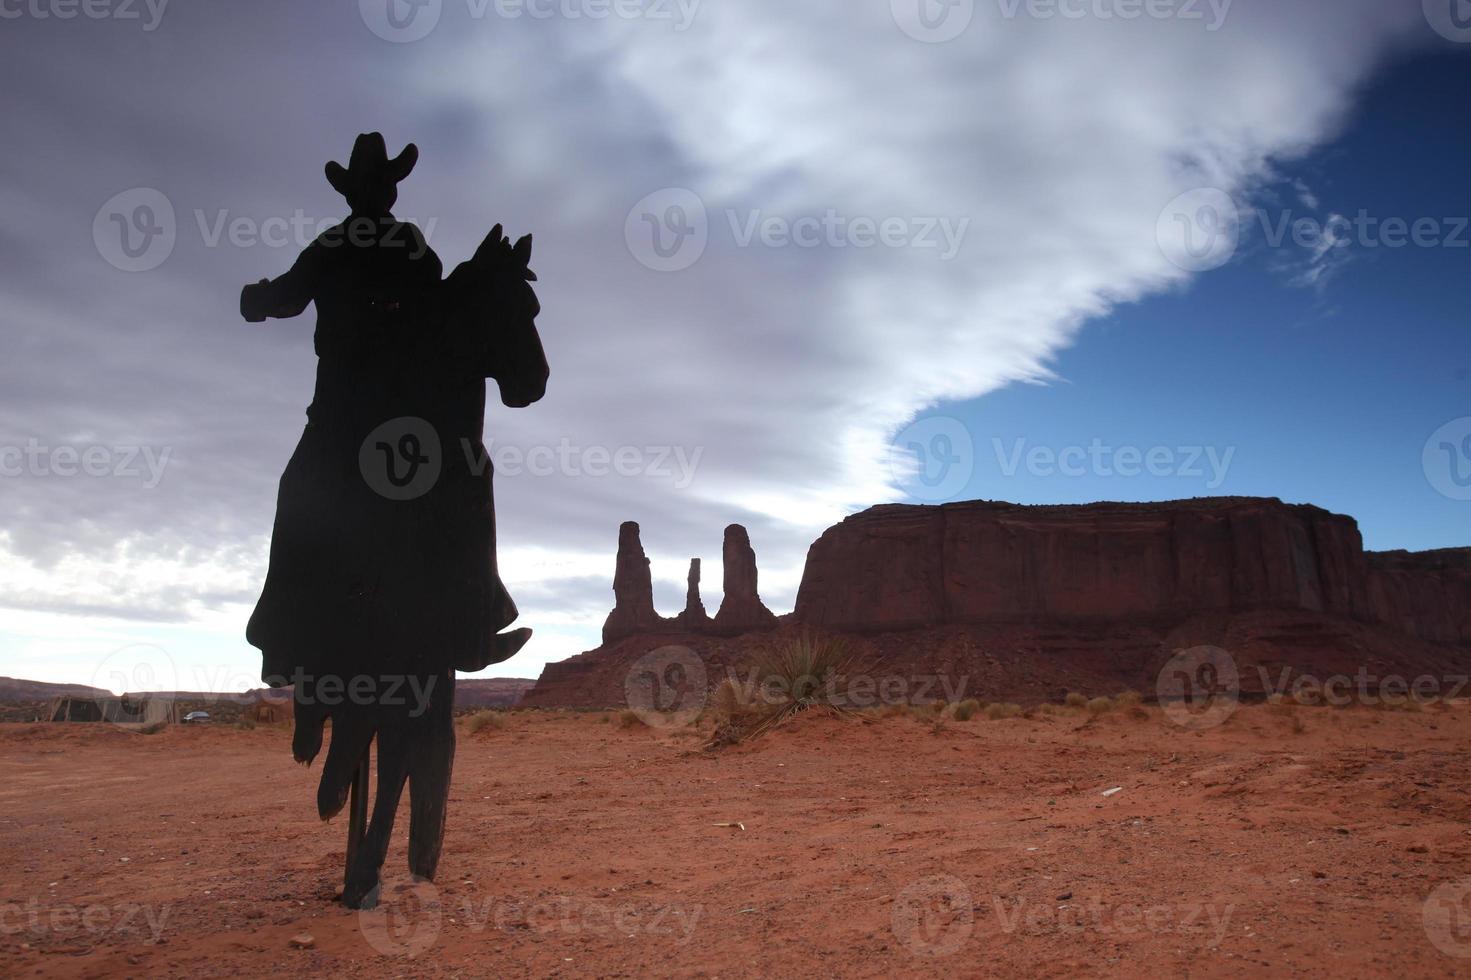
[{"left": 324, "top": 132, "right": 418, "bottom": 202}]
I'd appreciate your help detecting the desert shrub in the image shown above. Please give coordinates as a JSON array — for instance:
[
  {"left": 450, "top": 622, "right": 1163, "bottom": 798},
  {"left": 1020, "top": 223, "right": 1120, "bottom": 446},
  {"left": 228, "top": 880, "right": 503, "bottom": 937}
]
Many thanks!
[
  {"left": 879, "top": 702, "right": 909, "bottom": 719},
  {"left": 467, "top": 710, "right": 508, "bottom": 734},
  {"left": 985, "top": 702, "right": 1023, "bottom": 720},
  {"left": 706, "top": 678, "right": 768, "bottom": 746},
  {"left": 706, "top": 634, "right": 856, "bottom": 746},
  {"left": 599, "top": 713, "right": 611, "bottom": 724},
  {"left": 235, "top": 717, "right": 256, "bottom": 731},
  {"left": 616, "top": 709, "right": 643, "bottom": 729},
  {"left": 138, "top": 720, "right": 168, "bottom": 735},
  {"left": 1064, "top": 692, "right": 1088, "bottom": 708},
  {"left": 953, "top": 699, "right": 982, "bottom": 721},
  {"left": 1036, "top": 703, "right": 1060, "bottom": 716},
  {"left": 1116, "top": 690, "right": 1143, "bottom": 707},
  {"left": 1086, "top": 697, "right": 1114, "bottom": 716}
]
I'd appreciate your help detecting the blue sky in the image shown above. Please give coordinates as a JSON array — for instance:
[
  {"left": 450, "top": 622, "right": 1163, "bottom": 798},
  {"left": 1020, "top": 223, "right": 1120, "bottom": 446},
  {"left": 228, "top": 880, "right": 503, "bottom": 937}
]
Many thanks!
[{"left": 911, "top": 50, "right": 1471, "bottom": 553}]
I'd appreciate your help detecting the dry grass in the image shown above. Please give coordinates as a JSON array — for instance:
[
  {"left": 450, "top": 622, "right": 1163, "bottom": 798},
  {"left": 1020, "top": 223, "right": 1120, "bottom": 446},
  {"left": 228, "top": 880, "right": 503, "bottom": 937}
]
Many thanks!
[
  {"left": 1086, "top": 697, "right": 1114, "bottom": 716},
  {"left": 1116, "top": 690, "right": 1143, "bottom": 707},
  {"left": 952, "top": 699, "right": 982, "bottom": 721},
  {"left": 467, "top": 710, "right": 509, "bottom": 734},
  {"left": 1064, "top": 692, "right": 1088, "bottom": 708},
  {"left": 985, "top": 702, "right": 1023, "bottom": 720}
]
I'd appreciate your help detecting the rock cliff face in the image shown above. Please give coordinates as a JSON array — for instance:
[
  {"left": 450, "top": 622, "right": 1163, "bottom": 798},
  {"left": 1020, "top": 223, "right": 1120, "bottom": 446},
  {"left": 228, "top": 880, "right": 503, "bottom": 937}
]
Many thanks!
[
  {"left": 1366, "top": 549, "right": 1471, "bottom": 646},
  {"left": 794, "top": 498, "right": 1470, "bottom": 645}
]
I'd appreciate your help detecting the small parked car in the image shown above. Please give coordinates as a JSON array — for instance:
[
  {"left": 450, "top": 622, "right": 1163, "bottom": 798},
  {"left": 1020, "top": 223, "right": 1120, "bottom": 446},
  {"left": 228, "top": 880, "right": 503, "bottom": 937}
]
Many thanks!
[{"left": 182, "top": 711, "right": 211, "bottom": 724}]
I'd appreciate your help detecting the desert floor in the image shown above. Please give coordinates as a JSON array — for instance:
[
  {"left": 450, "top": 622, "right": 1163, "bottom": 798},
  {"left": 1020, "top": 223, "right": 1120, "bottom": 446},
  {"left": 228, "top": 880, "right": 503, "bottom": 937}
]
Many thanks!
[{"left": 4, "top": 701, "right": 1471, "bottom": 978}]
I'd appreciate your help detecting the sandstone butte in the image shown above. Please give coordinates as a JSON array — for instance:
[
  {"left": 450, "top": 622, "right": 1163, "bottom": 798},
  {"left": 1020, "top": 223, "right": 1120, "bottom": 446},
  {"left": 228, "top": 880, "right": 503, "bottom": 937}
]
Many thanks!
[{"left": 521, "top": 497, "right": 1471, "bottom": 709}]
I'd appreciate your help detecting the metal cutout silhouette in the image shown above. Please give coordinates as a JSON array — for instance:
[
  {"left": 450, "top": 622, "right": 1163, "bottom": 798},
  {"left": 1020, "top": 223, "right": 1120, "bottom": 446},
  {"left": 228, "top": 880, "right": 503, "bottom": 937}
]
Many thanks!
[{"left": 241, "top": 133, "right": 548, "bottom": 909}]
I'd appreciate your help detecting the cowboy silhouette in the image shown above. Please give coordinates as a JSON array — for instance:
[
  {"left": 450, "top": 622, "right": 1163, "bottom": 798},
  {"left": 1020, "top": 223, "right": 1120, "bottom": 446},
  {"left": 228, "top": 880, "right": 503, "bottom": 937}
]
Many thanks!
[{"left": 242, "top": 133, "right": 548, "bottom": 909}]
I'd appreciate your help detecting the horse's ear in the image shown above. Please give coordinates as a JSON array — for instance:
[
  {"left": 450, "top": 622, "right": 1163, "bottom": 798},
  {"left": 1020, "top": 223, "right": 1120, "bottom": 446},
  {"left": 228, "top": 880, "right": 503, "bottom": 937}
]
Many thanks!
[
  {"left": 512, "top": 234, "right": 532, "bottom": 266},
  {"left": 474, "top": 224, "right": 504, "bottom": 264}
]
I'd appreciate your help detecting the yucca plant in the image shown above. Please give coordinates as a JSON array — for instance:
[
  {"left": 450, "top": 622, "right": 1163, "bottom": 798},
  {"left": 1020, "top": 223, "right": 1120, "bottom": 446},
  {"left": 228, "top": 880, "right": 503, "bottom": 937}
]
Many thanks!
[{"left": 706, "top": 634, "right": 858, "bottom": 747}]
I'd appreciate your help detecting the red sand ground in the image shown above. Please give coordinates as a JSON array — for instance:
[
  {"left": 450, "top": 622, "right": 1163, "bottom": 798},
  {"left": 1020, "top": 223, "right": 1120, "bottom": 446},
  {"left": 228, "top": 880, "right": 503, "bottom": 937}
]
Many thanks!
[{"left": 4, "top": 702, "right": 1471, "bottom": 977}]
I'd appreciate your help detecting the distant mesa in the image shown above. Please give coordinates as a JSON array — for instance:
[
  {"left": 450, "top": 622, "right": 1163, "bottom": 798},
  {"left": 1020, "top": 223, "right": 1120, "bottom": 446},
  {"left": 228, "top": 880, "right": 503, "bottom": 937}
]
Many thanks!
[
  {"left": 524, "top": 497, "right": 1471, "bottom": 710},
  {"left": 601, "top": 522, "right": 778, "bottom": 645}
]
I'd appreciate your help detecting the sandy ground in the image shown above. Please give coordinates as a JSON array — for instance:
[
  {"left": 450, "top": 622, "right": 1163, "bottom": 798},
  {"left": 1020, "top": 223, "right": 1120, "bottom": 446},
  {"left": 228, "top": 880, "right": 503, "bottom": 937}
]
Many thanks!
[{"left": 4, "top": 702, "right": 1471, "bottom": 978}]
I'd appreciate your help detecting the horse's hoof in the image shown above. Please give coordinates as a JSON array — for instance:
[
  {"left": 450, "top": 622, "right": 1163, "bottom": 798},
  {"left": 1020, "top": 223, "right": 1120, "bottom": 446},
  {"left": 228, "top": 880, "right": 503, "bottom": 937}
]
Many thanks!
[{"left": 342, "top": 868, "right": 381, "bottom": 910}]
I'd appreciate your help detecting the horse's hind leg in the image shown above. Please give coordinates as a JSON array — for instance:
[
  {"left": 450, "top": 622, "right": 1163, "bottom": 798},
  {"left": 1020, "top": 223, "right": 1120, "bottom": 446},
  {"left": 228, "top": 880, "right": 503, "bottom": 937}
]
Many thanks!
[{"left": 342, "top": 726, "right": 410, "bottom": 910}]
